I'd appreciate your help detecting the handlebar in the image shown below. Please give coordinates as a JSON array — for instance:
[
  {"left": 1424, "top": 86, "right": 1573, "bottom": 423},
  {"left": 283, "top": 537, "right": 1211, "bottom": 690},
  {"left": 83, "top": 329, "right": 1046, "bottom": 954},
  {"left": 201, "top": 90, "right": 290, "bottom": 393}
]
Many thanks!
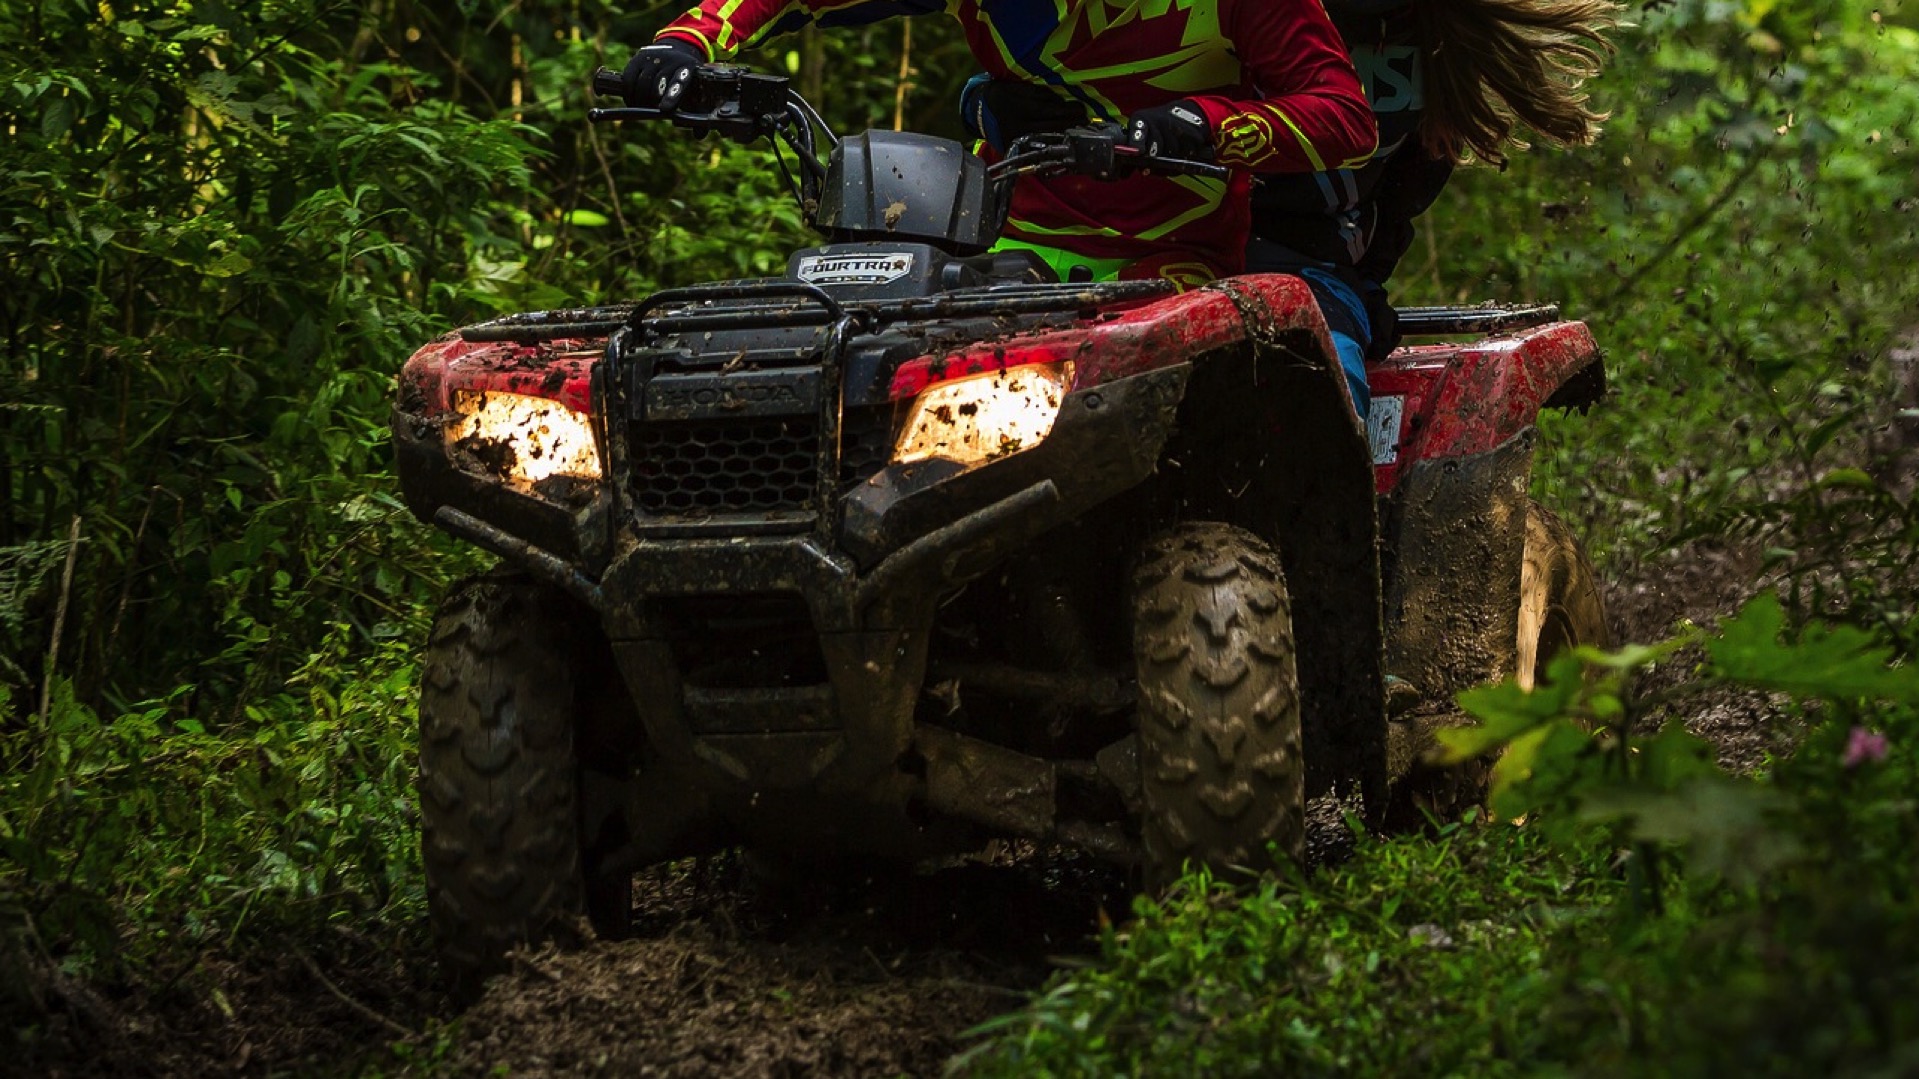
[
  {"left": 588, "top": 59, "right": 1230, "bottom": 252},
  {"left": 994, "top": 127, "right": 1229, "bottom": 183},
  {"left": 591, "top": 64, "right": 1224, "bottom": 183},
  {"left": 588, "top": 64, "right": 806, "bottom": 143},
  {"left": 591, "top": 67, "right": 626, "bottom": 99}
]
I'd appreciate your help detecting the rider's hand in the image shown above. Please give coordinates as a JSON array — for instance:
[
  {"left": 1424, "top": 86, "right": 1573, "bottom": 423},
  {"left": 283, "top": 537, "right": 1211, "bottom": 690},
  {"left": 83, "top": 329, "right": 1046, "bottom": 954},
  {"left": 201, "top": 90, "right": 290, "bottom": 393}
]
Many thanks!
[
  {"left": 1125, "top": 100, "right": 1213, "bottom": 162},
  {"left": 621, "top": 39, "right": 704, "bottom": 110}
]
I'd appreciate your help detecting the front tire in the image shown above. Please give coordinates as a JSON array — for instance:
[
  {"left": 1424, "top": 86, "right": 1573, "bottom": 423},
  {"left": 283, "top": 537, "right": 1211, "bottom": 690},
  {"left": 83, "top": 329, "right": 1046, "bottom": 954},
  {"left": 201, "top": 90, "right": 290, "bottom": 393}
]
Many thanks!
[
  {"left": 417, "top": 571, "right": 630, "bottom": 999},
  {"left": 1132, "top": 524, "right": 1305, "bottom": 890}
]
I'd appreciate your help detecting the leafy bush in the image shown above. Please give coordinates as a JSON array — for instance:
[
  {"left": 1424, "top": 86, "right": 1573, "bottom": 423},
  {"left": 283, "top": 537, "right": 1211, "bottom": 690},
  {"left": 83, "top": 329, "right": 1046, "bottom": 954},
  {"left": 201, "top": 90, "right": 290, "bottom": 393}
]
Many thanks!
[
  {"left": 958, "top": 824, "right": 1623, "bottom": 1077},
  {"left": 1, "top": 628, "right": 426, "bottom": 981}
]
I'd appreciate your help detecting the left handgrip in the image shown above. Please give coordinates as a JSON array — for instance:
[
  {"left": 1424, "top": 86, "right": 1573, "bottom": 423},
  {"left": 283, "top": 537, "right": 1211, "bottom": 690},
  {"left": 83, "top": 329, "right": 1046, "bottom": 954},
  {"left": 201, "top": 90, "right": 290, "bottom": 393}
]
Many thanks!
[{"left": 591, "top": 66, "right": 626, "bottom": 99}]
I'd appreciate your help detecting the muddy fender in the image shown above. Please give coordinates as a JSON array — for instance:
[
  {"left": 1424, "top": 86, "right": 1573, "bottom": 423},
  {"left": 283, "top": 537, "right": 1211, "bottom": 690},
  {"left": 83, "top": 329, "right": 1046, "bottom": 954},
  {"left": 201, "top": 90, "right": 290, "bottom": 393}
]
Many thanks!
[{"left": 1154, "top": 277, "right": 1388, "bottom": 810}]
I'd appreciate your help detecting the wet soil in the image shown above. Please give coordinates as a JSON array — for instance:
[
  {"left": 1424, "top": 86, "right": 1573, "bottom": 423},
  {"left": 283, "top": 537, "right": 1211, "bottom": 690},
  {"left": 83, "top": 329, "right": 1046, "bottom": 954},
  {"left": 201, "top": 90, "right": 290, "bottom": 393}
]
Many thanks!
[
  {"left": 448, "top": 848, "right": 1123, "bottom": 1078},
  {"left": 1603, "top": 537, "right": 1785, "bottom": 773}
]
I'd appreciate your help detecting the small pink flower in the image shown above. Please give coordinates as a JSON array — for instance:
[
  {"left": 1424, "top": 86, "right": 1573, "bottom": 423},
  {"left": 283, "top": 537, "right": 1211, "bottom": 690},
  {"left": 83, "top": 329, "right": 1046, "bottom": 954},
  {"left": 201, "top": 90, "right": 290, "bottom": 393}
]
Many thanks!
[{"left": 1842, "top": 727, "right": 1890, "bottom": 769}]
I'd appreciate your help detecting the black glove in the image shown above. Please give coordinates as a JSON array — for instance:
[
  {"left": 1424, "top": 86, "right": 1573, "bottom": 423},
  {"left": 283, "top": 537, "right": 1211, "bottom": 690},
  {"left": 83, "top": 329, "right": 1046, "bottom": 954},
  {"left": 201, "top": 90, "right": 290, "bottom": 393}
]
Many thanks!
[
  {"left": 621, "top": 39, "right": 704, "bottom": 110},
  {"left": 1125, "top": 100, "right": 1214, "bottom": 162}
]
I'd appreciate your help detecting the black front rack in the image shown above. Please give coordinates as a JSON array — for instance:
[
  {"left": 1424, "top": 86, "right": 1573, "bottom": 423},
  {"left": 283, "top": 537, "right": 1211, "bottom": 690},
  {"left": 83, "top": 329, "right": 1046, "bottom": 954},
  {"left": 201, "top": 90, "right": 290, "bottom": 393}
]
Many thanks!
[{"left": 459, "top": 278, "right": 1175, "bottom": 345}]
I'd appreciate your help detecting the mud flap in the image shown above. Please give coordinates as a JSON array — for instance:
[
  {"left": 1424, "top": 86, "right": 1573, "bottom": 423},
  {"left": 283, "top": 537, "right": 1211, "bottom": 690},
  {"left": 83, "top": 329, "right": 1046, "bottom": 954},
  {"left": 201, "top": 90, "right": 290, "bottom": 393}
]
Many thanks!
[
  {"left": 1379, "top": 428, "right": 1534, "bottom": 774},
  {"left": 1190, "top": 280, "right": 1388, "bottom": 813}
]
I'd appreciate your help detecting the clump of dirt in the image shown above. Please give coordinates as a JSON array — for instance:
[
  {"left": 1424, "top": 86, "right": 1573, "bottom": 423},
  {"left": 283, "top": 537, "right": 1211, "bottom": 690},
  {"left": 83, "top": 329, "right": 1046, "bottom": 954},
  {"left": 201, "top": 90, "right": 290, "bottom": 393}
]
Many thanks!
[{"left": 453, "top": 933, "right": 1004, "bottom": 1077}]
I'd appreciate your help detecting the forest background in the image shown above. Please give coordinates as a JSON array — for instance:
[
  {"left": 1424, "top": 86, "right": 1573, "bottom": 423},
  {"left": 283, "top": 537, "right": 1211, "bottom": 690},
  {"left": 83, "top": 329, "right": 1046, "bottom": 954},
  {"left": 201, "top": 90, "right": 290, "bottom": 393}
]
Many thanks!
[{"left": 5, "top": 0, "right": 1919, "bottom": 1073}]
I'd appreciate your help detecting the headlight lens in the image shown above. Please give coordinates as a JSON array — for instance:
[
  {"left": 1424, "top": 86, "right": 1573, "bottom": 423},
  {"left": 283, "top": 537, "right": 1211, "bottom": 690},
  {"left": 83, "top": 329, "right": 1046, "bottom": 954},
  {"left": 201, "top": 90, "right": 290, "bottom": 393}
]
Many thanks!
[
  {"left": 893, "top": 363, "right": 1072, "bottom": 466},
  {"left": 447, "top": 390, "right": 602, "bottom": 485}
]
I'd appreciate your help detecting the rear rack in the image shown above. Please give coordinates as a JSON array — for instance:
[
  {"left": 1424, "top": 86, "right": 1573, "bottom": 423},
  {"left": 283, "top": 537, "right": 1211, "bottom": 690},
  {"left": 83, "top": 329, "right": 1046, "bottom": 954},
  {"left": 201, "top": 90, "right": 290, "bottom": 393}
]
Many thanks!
[
  {"left": 458, "top": 279, "right": 1175, "bottom": 345},
  {"left": 1394, "top": 304, "right": 1560, "bottom": 336}
]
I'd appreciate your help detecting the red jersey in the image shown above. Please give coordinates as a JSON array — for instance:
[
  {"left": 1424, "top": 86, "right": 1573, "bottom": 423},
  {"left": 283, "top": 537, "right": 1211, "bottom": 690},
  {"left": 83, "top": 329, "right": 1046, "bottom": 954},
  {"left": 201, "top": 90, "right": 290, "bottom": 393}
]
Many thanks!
[{"left": 656, "top": 0, "right": 1375, "bottom": 277}]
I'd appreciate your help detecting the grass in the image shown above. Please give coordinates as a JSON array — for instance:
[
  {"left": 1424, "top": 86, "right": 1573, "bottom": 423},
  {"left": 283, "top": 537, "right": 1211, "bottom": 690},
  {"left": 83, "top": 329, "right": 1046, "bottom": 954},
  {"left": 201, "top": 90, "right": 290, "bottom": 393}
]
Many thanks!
[{"left": 955, "top": 820, "right": 1626, "bottom": 1077}]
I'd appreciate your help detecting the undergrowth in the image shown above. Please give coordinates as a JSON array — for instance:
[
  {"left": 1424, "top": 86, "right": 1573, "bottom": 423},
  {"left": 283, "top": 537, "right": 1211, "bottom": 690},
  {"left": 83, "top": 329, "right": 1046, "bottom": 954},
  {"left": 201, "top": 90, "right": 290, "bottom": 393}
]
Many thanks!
[
  {"left": 957, "top": 824, "right": 1624, "bottom": 1076},
  {"left": 1, "top": 626, "right": 428, "bottom": 987}
]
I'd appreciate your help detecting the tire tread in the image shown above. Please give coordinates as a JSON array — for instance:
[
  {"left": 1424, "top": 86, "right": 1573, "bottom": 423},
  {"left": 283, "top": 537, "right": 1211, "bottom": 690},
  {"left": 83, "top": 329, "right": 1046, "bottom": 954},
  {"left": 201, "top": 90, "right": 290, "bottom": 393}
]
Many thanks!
[{"left": 1133, "top": 523, "right": 1306, "bottom": 888}]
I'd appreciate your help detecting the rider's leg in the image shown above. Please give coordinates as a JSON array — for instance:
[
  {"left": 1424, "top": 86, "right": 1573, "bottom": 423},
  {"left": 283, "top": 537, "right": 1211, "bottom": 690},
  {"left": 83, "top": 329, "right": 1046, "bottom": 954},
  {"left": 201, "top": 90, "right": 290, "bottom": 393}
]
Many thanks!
[
  {"left": 1243, "top": 239, "right": 1373, "bottom": 419},
  {"left": 1297, "top": 267, "right": 1373, "bottom": 420}
]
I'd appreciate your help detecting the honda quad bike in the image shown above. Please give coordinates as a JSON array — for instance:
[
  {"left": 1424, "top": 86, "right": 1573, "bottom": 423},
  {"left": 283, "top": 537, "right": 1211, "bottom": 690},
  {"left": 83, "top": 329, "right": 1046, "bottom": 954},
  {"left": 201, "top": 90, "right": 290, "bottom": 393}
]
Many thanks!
[{"left": 392, "top": 65, "right": 1609, "bottom": 987}]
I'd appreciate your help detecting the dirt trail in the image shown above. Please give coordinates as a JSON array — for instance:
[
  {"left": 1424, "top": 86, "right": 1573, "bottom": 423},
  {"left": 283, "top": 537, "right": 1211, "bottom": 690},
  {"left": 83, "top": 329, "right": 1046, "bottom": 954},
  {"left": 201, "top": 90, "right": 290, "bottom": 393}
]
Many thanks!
[{"left": 446, "top": 847, "right": 1127, "bottom": 1078}]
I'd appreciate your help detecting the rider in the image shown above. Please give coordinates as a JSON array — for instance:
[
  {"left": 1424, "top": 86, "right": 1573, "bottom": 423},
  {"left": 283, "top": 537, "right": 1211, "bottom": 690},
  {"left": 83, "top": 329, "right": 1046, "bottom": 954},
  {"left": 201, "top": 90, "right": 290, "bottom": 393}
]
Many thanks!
[
  {"left": 963, "top": 0, "right": 1618, "bottom": 416},
  {"left": 620, "top": 0, "right": 1377, "bottom": 286},
  {"left": 1245, "top": 0, "right": 1620, "bottom": 418}
]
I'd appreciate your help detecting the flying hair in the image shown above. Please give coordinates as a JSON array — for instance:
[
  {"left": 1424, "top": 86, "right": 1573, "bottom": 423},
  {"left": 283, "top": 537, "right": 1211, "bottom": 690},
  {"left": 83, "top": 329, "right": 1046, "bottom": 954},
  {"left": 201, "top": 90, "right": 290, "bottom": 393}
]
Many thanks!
[{"left": 1412, "top": 0, "right": 1622, "bottom": 167}]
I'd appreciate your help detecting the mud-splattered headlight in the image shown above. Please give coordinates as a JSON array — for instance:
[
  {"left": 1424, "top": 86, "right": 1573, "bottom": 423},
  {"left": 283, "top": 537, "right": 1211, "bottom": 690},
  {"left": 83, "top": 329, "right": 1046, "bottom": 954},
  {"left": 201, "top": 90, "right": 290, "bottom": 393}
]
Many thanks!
[
  {"left": 447, "top": 390, "right": 602, "bottom": 486},
  {"left": 893, "top": 363, "right": 1072, "bottom": 466}
]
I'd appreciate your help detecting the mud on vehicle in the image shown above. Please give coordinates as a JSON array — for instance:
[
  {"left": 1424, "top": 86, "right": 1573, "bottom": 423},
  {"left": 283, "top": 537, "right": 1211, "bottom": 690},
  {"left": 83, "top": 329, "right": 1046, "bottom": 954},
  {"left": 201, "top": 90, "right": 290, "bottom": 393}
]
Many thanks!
[{"left": 391, "top": 66, "right": 1609, "bottom": 989}]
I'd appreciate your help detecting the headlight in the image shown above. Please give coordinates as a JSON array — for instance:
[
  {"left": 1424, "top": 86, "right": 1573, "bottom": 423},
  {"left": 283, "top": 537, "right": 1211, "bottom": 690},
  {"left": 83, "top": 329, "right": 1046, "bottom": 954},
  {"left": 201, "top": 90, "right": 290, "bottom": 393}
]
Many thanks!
[
  {"left": 893, "top": 363, "right": 1072, "bottom": 466},
  {"left": 447, "top": 390, "right": 602, "bottom": 486}
]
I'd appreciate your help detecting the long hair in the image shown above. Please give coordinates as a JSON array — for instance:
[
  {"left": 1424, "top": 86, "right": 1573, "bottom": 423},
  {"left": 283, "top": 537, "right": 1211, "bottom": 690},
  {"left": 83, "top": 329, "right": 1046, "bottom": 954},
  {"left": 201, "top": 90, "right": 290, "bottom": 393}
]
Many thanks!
[{"left": 1413, "top": 0, "right": 1622, "bottom": 166}]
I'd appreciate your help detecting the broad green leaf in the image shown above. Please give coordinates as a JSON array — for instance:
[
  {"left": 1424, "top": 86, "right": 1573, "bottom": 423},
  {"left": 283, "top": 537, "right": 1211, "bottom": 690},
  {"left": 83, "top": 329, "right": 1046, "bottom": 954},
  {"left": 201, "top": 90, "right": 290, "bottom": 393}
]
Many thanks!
[
  {"left": 1816, "top": 467, "right": 1881, "bottom": 491},
  {"left": 1578, "top": 778, "right": 1803, "bottom": 884},
  {"left": 204, "top": 250, "right": 253, "bottom": 277},
  {"left": 1709, "top": 593, "right": 1919, "bottom": 704}
]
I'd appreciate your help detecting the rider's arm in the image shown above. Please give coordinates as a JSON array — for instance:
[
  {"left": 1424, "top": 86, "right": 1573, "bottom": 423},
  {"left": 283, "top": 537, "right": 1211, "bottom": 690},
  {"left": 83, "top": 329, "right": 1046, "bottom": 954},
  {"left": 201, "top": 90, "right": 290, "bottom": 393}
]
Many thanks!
[
  {"left": 1180, "top": 0, "right": 1375, "bottom": 175},
  {"left": 656, "top": 0, "right": 945, "bottom": 60}
]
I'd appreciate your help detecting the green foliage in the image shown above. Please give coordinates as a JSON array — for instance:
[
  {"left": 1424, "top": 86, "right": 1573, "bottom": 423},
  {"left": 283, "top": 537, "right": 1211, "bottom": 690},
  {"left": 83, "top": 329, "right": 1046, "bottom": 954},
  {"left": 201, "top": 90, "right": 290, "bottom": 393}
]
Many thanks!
[
  {"left": 1423, "top": 2, "right": 1919, "bottom": 564},
  {"left": 0, "top": 628, "right": 425, "bottom": 978},
  {"left": 958, "top": 825, "right": 1621, "bottom": 1077}
]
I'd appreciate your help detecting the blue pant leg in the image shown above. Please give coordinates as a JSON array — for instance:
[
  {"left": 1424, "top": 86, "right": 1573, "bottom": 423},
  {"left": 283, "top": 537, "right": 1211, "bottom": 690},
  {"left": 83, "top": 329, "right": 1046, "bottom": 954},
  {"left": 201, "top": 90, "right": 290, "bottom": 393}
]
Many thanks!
[{"left": 1297, "top": 268, "right": 1373, "bottom": 419}]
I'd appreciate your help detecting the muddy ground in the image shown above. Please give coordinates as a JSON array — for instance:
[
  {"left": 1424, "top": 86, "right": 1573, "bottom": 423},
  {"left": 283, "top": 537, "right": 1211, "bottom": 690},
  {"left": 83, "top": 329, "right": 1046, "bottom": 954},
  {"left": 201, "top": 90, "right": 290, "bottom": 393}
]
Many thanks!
[{"left": 17, "top": 546, "right": 1782, "bottom": 1079}]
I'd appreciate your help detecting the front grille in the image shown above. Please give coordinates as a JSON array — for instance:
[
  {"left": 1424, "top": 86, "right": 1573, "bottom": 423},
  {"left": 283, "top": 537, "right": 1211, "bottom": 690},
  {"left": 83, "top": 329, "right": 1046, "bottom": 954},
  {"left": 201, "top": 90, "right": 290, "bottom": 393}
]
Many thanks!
[{"left": 631, "top": 417, "right": 820, "bottom": 516}]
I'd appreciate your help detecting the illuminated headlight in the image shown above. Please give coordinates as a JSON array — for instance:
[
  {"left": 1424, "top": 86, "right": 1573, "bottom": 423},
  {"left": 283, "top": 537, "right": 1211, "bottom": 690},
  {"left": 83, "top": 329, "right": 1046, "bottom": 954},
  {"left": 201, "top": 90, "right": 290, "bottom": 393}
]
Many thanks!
[
  {"left": 447, "top": 390, "right": 602, "bottom": 485},
  {"left": 893, "top": 363, "right": 1072, "bottom": 466}
]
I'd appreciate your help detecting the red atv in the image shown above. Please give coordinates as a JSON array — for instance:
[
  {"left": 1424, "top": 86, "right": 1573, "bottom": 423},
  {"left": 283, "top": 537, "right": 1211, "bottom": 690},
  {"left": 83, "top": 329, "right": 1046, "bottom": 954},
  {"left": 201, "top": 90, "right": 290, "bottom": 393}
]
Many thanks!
[{"left": 392, "top": 66, "right": 1608, "bottom": 987}]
